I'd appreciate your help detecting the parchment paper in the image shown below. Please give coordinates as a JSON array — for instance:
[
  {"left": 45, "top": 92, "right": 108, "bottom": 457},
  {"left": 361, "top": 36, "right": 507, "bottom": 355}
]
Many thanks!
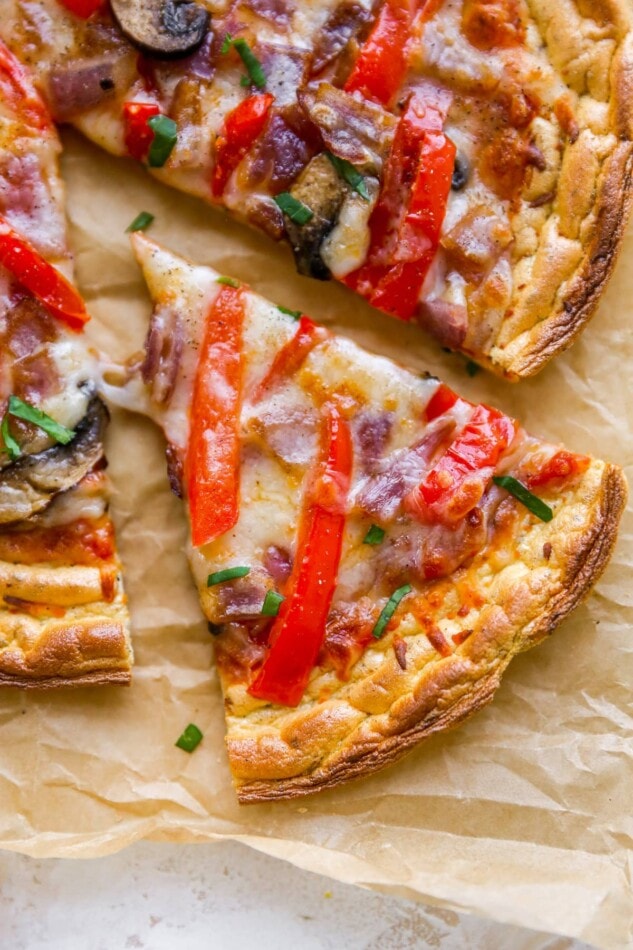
[{"left": 1, "top": 130, "right": 631, "bottom": 949}]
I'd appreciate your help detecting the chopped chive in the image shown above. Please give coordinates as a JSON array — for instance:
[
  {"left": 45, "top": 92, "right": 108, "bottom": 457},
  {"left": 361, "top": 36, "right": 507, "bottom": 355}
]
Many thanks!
[
  {"left": 7, "top": 395, "right": 74, "bottom": 446},
  {"left": 147, "top": 114, "right": 178, "bottom": 168},
  {"left": 220, "top": 32, "right": 233, "bottom": 54},
  {"left": 233, "top": 38, "right": 266, "bottom": 89},
  {"left": 372, "top": 584, "right": 412, "bottom": 640},
  {"left": 465, "top": 359, "right": 480, "bottom": 377},
  {"left": 1, "top": 414, "right": 20, "bottom": 460},
  {"left": 207, "top": 566, "right": 251, "bottom": 586},
  {"left": 363, "top": 524, "right": 385, "bottom": 546},
  {"left": 493, "top": 475, "right": 554, "bottom": 523},
  {"left": 326, "top": 152, "right": 370, "bottom": 201},
  {"left": 175, "top": 723, "right": 203, "bottom": 753},
  {"left": 277, "top": 304, "right": 302, "bottom": 319},
  {"left": 126, "top": 211, "right": 154, "bottom": 233},
  {"left": 216, "top": 276, "right": 240, "bottom": 288},
  {"left": 274, "top": 192, "right": 314, "bottom": 225},
  {"left": 261, "top": 589, "right": 284, "bottom": 617}
]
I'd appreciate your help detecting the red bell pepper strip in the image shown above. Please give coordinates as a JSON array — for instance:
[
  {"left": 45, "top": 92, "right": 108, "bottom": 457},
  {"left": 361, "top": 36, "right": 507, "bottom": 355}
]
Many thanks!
[
  {"left": 0, "top": 40, "right": 50, "bottom": 131},
  {"left": 212, "top": 93, "right": 274, "bottom": 198},
  {"left": 56, "top": 0, "right": 104, "bottom": 17},
  {"left": 424, "top": 383, "right": 466, "bottom": 422},
  {"left": 250, "top": 315, "right": 329, "bottom": 402},
  {"left": 186, "top": 285, "right": 244, "bottom": 548},
  {"left": 248, "top": 404, "right": 353, "bottom": 707},
  {"left": 406, "top": 404, "right": 516, "bottom": 525},
  {"left": 0, "top": 218, "right": 89, "bottom": 331},
  {"left": 123, "top": 101, "right": 160, "bottom": 162},
  {"left": 343, "top": 90, "right": 455, "bottom": 320},
  {"left": 527, "top": 450, "right": 590, "bottom": 490}
]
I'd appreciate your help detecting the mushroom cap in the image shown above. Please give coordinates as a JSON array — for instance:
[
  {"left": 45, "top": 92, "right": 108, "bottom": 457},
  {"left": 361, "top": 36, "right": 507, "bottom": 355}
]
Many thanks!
[{"left": 110, "top": 0, "right": 211, "bottom": 59}]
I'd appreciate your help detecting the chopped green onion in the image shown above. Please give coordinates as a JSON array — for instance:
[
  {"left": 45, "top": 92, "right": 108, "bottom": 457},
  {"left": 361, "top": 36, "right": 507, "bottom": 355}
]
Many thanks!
[
  {"left": 233, "top": 38, "right": 266, "bottom": 89},
  {"left": 207, "top": 566, "right": 251, "bottom": 586},
  {"left": 372, "top": 584, "right": 412, "bottom": 639},
  {"left": 1, "top": 414, "right": 20, "bottom": 460},
  {"left": 465, "top": 359, "right": 480, "bottom": 377},
  {"left": 7, "top": 395, "right": 74, "bottom": 447},
  {"left": 216, "top": 276, "right": 240, "bottom": 288},
  {"left": 147, "top": 114, "right": 178, "bottom": 168},
  {"left": 261, "top": 589, "right": 284, "bottom": 617},
  {"left": 363, "top": 524, "right": 385, "bottom": 546},
  {"left": 274, "top": 192, "right": 314, "bottom": 225},
  {"left": 175, "top": 723, "right": 203, "bottom": 753},
  {"left": 220, "top": 32, "right": 233, "bottom": 54},
  {"left": 326, "top": 152, "right": 370, "bottom": 201},
  {"left": 277, "top": 304, "right": 302, "bottom": 319},
  {"left": 493, "top": 475, "right": 553, "bottom": 523},
  {"left": 126, "top": 211, "right": 154, "bottom": 233}
]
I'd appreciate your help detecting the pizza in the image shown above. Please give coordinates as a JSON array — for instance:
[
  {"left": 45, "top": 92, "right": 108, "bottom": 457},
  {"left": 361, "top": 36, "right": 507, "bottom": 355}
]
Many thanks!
[
  {"left": 111, "top": 232, "right": 626, "bottom": 801},
  {"left": 3, "top": 0, "right": 632, "bottom": 378},
  {"left": 0, "top": 41, "right": 132, "bottom": 688}
]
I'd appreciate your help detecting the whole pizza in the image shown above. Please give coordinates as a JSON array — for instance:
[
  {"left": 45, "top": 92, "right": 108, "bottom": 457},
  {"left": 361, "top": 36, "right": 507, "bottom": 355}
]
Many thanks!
[{"left": 0, "top": 0, "right": 630, "bottom": 803}]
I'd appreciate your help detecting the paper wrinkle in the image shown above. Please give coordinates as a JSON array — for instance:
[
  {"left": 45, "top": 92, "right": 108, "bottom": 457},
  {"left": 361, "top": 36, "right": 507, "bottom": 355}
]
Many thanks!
[{"left": 0, "top": 130, "right": 631, "bottom": 949}]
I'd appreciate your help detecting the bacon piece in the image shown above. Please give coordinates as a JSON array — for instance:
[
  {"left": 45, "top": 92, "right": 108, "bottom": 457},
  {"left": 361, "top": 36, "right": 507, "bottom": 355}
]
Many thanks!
[
  {"left": 252, "top": 406, "right": 318, "bottom": 466},
  {"left": 353, "top": 420, "right": 453, "bottom": 521},
  {"left": 416, "top": 300, "right": 468, "bottom": 350},
  {"left": 317, "top": 598, "right": 377, "bottom": 681},
  {"left": 240, "top": 113, "right": 311, "bottom": 192},
  {"left": 241, "top": 0, "right": 295, "bottom": 26},
  {"left": 48, "top": 59, "right": 122, "bottom": 120},
  {"left": 142, "top": 308, "right": 183, "bottom": 406},
  {"left": 257, "top": 44, "right": 311, "bottom": 110},
  {"left": 353, "top": 411, "right": 394, "bottom": 473},
  {"left": 263, "top": 544, "right": 292, "bottom": 584},
  {"left": 311, "top": 2, "right": 374, "bottom": 75},
  {"left": 441, "top": 205, "right": 513, "bottom": 283},
  {"left": 299, "top": 82, "right": 396, "bottom": 173}
]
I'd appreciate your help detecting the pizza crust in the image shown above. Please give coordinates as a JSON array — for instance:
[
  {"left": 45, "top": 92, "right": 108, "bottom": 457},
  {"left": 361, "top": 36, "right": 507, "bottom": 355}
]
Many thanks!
[
  {"left": 488, "top": 1, "right": 633, "bottom": 378},
  {"left": 231, "top": 460, "right": 626, "bottom": 802}
]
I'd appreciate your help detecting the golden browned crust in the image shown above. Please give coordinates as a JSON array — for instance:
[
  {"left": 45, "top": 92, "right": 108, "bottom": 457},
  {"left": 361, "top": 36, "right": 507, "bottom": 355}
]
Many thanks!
[
  {"left": 490, "top": 2, "right": 633, "bottom": 378},
  {"left": 232, "top": 461, "right": 626, "bottom": 802}
]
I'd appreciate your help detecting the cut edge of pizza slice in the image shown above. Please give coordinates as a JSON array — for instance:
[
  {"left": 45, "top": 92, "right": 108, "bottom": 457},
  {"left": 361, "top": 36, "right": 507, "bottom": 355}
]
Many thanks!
[
  {"left": 0, "top": 40, "right": 132, "bottom": 689},
  {"left": 123, "top": 233, "right": 626, "bottom": 802}
]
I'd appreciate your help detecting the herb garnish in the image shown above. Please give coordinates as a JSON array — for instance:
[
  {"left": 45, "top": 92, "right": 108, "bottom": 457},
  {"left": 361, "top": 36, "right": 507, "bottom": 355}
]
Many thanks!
[
  {"left": 207, "top": 566, "right": 251, "bottom": 586},
  {"left": 274, "top": 192, "right": 314, "bottom": 225},
  {"left": 493, "top": 475, "right": 554, "bottom": 522},
  {"left": 372, "top": 584, "right": 412, "bottom": 639}
]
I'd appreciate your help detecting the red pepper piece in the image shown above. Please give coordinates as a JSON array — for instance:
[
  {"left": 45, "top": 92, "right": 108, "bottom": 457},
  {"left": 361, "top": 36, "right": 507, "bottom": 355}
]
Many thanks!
[
  {"left": 186, "top": 285, "right": 244, "bottom": 548},
  {"left": 407, "top": 404, "right": 516, "bottom": 525},
  {"left": 250, "top": 315, "right": 329, "bottom": 401},
  {"left": 0, "top": 40, "right": 50, "bottom": 131},
  {"left": 212, "top": 93, "right": 274, "bottom": 198},
  {"left": 0, "top": 217, "right": 89, "bottom": 330},
  {"left": 527, "top": 450, "right": 590, "bottom": 489},
  {"left": 123, "top": 101, "right": 160, "bottom": 162},
  {"left": 56, "top": 0, "right": 104, "bottom": 17},
  {"left": 343, "top": 91, "right": 455, "bottom": 320},
  {"left": 424, "top": 384, "right": 463, "bottom": 422},
  {"left": 248, "top": 404, "right": 353, "bottom": 707}
]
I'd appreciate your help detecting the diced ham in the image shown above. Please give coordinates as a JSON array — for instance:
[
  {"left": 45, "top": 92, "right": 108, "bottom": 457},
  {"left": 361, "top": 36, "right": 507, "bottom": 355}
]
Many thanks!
[{"left": 299, "top": 82, "right": 396, "bottom": 173}]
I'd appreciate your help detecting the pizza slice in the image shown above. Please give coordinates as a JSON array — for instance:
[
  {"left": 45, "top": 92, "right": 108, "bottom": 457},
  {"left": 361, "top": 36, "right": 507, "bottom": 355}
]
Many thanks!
[
  {"left": 3, "top": 0, "right": 633, "bottom": 378},
  {"left": 120, "top": 233, "right": 625, "bottom": 801},
  {"left": 0, "top": 41, "right": 132, "bottom": 688}
]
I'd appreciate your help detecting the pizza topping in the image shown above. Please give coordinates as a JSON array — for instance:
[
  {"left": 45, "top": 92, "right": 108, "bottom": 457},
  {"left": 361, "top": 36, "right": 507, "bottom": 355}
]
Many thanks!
[
  {"left": 372, "top": 583, "right": 412, "bottom": 639},
  {"left": 0, "top": 397, "right": 107, "bottom": 525},
  {"left": 248, "top": 403, "right": 353, "bottom": 706},
  {"left": 207, "top": 566, "right": 251, "bottom": 586},
  {"left": 56, "top": 0, "right": 104, "bottom": 18},
  {"left": 1, "top": 395, "right": 75, "bottom": 460},
  {"left": 123, "top": 101, "right": 160, "bottom": 161},
  {"left": 344, "top": 0, "right": 415, "bottom": 107},
  {"left": 261, "top": 589, "right": 284, "bottom": 617},
  {"left": 222, "top": 36, "right": 267, "bottom": 90},
  {"left": 110, "top": 0, "right": 211, "bottom": 59},
  {"left": 250, "top": 315, "right": 328, "bottom": 401},
  {"left": 147, "top": 114, "right": 178, "bottom": 167},
  {"left": 344, "top": 90, "right": 455, "bottom": 320},
  {"left": 0, "top": 218, "right": 89, "bottom": 330},
  {"left": 187, "top": 284, "right": 244, "bottom": 548},
  {"left": 393, "top": 634, "right": 407, "bottom": 670},
  {"left": 274, "top": 192, "right": 314, "bottom": 225},
  {"left": 311, "top": 1, "right": 373, "bottom": 75},
  {"left": 263, "top": 544, "right": 292, "bottom": 584},
  {"left": 451, "top": 155, "right": 469, "bottom": 191},
  {"left": 126, "top": 211, "right": 155, "bottom": 232},
  {"left": 462, "top": 0, "right": 526, "bottom": 50},
  {"left": 406, "top": 404, "right": 516, "bottom": 526},
  {"left": 175, "top": 723, "right": 203, "bottom": 752},
  {"left": 492, "top": 475, "right": 553, "bottom": 522},
  {"left": 363, "top": 524, "right": 385, "bottom": 546},
  {"left": 48, "top": 58, "right": 124, "bottom": 120},
  {"left": 212, "top": 93, "right": 274, "bottom": 197},
  {"left": 526, "top": 450, "right": 590, "bottom": 490}
]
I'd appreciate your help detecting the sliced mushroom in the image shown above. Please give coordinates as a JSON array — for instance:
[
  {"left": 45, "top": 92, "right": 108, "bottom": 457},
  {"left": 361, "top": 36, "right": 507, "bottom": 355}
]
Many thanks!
[
  {"left": 0, "top": 397, "right": 108, "bottom": 526},
  {"left": 283, "top": 153, "right": 349, "bottom": 280},
  {"left": 110, "top": 0, "right": 211, "bottom": 59}
]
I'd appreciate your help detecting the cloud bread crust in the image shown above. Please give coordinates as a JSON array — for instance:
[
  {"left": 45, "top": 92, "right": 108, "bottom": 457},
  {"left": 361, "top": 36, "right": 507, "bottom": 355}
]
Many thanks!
[
  {"left": 489, "top": 0, "right": 633, "bottom": 378},
  {"left": 0, "top": 558, "right": 132, "bottom": 688},
  {"left": 230, "top": 460, "right": 626, "bottom": 802}
]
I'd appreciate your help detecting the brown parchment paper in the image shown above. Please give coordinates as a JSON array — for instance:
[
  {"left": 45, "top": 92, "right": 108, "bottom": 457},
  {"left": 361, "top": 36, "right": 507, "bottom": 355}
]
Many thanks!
[{"left": 1, "top": 130, "right": 632, "bottom": 949}]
